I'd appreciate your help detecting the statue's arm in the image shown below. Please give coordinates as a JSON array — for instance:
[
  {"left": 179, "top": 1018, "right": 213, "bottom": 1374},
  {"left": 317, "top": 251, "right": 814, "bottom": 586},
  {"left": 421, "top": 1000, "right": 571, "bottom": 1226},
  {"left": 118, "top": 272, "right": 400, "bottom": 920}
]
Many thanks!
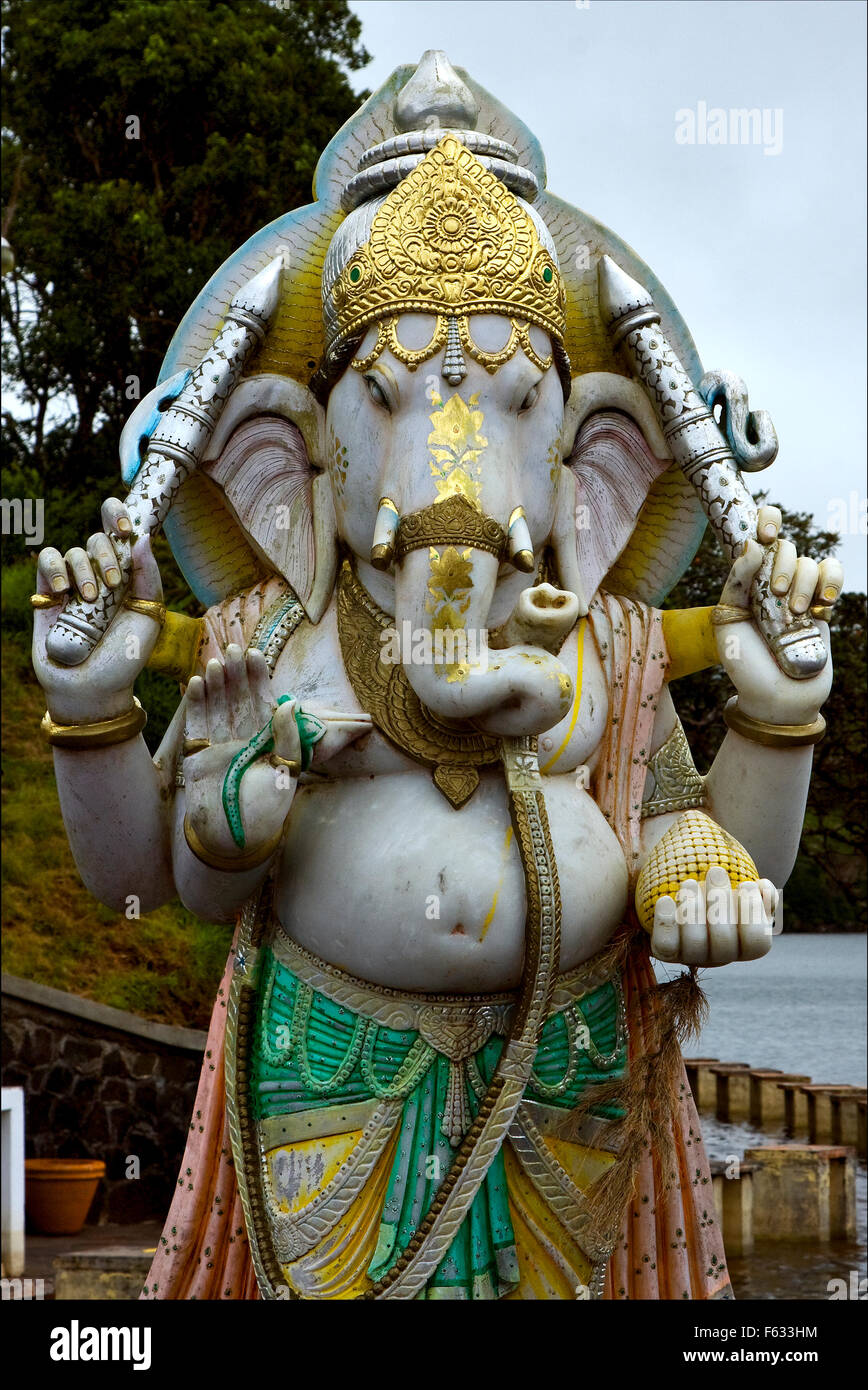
[
  {"left": 34, "top": 500, "right": 357, "bottom": 924},
  {"left": 52, "top": 717, "right": 176, "bottom": 914},
  {"left": 638, "top": 676, "right": 813, "bottom": 889},
  {"left": 54, "top": 675, "right": 297, "bottom": 919},
  {"left": 170, "top": 740, "right": 285, "bottom": 925},
  {"left": 170, "top": 789, "right": 281, "bottom": 923},
  {"left": 702, "top": 726, "right": 813, "bottom": 888},
  {"left": 638, "top": 685, "right": 781, "bottom": 965},
  {"left": 168, "top": 637, "right": 372, "bottom": 920},
  {"left": 702, "top": 509, "right": 838, "bottom": 887},
  {"left": 645, "top": 503, "right": 840, "bottom": 885}
]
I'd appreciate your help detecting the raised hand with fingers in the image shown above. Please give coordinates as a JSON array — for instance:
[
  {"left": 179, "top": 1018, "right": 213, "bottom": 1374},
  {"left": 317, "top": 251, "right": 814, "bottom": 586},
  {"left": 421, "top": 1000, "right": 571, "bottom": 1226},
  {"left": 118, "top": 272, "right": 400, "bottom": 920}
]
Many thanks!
[
  {"left": 32, "top": 497, "right": 164, "bottom": 725},
  {"left": 713, "top": 504, "right": 841, "bottom": 727},
  {"left": 181, "top": 645, "right": 306, "bottom": 872}
]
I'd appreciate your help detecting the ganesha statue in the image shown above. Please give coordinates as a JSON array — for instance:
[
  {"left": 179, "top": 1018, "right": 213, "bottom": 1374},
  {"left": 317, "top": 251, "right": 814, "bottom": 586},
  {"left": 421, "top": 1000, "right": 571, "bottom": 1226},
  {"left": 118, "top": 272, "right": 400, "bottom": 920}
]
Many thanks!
[{"left": 33, "top": 53, "right": 840, "bottom": 1300}]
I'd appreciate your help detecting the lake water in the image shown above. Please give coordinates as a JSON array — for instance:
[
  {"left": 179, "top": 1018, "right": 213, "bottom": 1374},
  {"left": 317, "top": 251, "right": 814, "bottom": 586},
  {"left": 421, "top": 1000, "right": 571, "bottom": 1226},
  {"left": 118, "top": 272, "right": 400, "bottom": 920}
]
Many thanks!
[
  {"left": 656, "top": 934, "right": 867, "bottom": 1299},
  {"left": 655, "top": 933, "right": 867, "bottom": 1087}
]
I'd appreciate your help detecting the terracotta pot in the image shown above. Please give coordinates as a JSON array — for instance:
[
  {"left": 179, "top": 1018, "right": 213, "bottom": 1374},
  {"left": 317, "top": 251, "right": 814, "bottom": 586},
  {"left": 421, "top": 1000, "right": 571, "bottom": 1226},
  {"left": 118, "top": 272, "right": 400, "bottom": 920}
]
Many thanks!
[{"left": 25, "top": 1159, "right": 105, "bottom": 1235}]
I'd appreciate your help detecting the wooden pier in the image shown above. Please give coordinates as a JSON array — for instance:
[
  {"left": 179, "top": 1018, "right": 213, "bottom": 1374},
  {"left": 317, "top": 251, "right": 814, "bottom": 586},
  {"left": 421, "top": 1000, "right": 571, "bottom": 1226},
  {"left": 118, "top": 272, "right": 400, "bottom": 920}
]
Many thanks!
[{"left": 686, "top": 1057, "right": 865, "bottom": 1252}]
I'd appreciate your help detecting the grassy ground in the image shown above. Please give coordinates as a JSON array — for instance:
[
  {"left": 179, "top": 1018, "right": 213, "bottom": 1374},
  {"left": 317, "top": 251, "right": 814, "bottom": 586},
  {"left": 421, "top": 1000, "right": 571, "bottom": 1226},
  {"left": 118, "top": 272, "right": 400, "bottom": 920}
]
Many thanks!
[{"left": 1, "top": 561, "right": 232, "bottom": 1029}]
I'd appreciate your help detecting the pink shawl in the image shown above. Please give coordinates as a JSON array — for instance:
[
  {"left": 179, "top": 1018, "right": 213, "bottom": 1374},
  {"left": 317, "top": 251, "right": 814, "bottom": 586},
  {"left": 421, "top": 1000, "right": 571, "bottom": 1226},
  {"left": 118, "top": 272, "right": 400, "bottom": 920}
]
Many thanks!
[{"left": 587, "top": 594, "right": 730, "bottom": 1299}]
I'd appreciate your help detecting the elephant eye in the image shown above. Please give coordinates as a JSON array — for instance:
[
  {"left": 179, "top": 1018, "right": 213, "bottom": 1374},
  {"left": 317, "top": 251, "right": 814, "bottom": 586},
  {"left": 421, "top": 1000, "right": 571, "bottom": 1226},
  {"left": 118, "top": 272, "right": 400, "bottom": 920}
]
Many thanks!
[
  {"left": 364, "top": 374, "right": 390, "bottom": 411},
  {"left": 519, "top": 383, "right": 540, "bottom": 414}
]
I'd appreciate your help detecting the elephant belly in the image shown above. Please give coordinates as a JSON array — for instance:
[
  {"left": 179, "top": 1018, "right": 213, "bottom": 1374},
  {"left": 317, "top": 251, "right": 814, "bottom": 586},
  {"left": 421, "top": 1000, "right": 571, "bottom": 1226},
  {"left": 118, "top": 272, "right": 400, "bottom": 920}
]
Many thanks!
[{"left": 276, "top": 770, "right": 629, "bottom": 993}]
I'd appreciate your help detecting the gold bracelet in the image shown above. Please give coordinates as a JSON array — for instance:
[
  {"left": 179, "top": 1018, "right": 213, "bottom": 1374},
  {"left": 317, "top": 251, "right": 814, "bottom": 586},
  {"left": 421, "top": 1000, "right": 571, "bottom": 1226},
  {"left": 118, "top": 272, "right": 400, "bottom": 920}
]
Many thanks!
[
  {"left": 711, "top": 603, "right": 752, "bottom": 627},
  {"left": 723, "top": 697, "right": 826, "bottom": 748},
  {"left": 183, "top": 815, "right": 286, "bottom": 873},
  {"left": 42, "top": 697, "right": 147, "bottom": 749},
  {"left": 268, "top": 754, "right": 301, "bottom": 776},
  {"left": 124, "top": 597, "right": 167, "bottom": 626}
]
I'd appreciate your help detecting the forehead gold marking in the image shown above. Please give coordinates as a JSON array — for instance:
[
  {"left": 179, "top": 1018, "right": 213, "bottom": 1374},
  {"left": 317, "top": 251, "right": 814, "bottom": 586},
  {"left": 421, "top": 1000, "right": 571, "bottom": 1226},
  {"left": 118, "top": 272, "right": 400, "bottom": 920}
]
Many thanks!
[{"left": 427, "top": 392, "right": 487, "bottom": 508}]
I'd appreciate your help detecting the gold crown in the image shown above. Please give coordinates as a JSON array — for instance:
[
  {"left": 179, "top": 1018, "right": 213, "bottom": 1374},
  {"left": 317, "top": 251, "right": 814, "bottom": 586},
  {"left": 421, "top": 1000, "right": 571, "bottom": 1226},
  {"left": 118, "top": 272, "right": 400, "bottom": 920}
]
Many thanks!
[{"left": 325, "top": 135, "right": 566, "bottom": 358}]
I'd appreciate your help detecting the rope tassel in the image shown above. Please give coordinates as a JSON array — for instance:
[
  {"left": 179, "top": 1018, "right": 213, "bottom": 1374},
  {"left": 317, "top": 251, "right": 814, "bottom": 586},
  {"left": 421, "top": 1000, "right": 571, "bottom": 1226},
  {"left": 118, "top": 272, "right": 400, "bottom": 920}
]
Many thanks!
[{"left": 442, "top": 1060, "right": 472, "bottom": 1148}]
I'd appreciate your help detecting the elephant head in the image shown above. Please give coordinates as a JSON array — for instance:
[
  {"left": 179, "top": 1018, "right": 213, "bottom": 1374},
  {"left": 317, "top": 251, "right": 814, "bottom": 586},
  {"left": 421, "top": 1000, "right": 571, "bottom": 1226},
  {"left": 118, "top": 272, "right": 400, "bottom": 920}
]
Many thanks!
[{"left": 322, "top": 308, "right": 582, "bottom": 736}]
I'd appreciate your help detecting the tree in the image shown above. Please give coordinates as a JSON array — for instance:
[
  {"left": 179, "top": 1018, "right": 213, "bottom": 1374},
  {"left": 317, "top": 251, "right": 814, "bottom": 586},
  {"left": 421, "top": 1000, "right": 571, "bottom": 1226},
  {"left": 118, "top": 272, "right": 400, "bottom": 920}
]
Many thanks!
[
  {"left": 1, "top": 0, "right": 369, "bottom": 555},
  {"left": 665, "top": 499, "right": 867, "bottom": 931}
]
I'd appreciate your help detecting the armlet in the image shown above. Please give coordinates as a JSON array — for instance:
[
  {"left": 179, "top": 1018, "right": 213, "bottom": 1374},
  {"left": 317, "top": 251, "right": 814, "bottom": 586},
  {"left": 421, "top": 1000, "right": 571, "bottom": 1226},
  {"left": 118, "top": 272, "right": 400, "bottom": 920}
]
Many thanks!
[{"left": 641, "top": 720, "right": 706, "bottom": 819}]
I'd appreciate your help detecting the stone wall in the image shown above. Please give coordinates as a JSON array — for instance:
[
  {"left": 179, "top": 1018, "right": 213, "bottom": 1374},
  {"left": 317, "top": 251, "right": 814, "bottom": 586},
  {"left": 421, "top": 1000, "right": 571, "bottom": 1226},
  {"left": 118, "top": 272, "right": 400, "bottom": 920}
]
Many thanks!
[{"left": 1, "top": 975, "right": 207, "bottom": 1224}]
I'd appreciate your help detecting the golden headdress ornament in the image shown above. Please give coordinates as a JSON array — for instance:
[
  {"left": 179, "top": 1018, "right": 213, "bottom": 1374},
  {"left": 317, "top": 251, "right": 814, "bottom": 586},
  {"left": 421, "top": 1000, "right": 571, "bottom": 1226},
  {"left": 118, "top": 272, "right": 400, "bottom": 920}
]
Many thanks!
[{"left": 323, "top": 135, "right": 566, "bottom": 376}]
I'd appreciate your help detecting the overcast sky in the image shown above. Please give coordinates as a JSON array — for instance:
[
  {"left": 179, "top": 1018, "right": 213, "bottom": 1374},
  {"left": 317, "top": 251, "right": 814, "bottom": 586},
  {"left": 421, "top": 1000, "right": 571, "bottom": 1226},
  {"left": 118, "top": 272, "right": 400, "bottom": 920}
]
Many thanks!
[{"left": 349, "top": 0, "right": 867, "bottom": 590}]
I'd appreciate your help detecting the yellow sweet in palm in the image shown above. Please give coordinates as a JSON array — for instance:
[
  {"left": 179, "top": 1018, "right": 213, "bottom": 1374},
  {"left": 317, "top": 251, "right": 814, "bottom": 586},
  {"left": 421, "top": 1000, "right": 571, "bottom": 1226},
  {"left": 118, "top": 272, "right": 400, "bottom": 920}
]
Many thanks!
[{"left": 635, "top": 809, "right": 759, "bottom": 932}]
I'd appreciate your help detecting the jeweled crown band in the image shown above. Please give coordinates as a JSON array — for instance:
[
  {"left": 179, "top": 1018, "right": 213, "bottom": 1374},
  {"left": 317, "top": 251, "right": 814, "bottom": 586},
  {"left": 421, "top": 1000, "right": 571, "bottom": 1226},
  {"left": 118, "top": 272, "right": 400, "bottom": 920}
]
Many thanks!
[
  {"left": 350, "top": 313, "right": 554, "bottom": 379},
  {"left": 395, "top": 494, "right": 507, "bottom": 564}
]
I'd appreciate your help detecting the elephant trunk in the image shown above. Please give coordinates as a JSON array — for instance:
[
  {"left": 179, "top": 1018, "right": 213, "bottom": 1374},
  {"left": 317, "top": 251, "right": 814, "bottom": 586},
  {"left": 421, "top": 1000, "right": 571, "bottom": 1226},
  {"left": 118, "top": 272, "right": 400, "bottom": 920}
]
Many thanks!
[{"left": 394, "top": 539, "right": 573, "bottom": 738}]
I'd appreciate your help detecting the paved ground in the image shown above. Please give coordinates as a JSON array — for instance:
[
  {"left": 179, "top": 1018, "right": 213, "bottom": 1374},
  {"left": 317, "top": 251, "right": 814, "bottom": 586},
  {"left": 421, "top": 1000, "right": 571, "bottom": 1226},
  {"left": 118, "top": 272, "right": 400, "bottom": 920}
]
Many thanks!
[{"left": 9, "top": 1221, "right": 163, "bottom": 1298}]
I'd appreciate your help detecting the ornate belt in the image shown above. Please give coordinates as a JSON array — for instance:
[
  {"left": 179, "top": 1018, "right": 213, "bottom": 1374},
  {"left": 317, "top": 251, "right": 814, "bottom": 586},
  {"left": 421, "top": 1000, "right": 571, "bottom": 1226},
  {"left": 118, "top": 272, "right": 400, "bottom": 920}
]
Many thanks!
[{"left": 270, "top": 920, "right": 622, "bottom": 1061}]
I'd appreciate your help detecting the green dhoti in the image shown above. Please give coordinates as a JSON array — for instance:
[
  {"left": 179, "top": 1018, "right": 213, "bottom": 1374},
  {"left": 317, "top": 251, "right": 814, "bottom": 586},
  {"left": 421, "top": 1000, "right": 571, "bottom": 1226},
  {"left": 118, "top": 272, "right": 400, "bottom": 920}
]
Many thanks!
[{"left": 235, "top": 925, "right": 627, "bottom": 1300}]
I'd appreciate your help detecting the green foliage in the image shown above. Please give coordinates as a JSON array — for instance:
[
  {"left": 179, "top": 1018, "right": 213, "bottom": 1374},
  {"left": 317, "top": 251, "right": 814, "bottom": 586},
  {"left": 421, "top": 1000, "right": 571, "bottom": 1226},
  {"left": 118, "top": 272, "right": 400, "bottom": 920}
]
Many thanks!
[
  {"left": 665, "top": 499, "right": 866, "bottom": 931},
  {"left": 136, "top": 665, "right": 184, "bottom": 754},
  {"left": 1, "top": 557, "right": 36, "bottom": 638},
  {"left": 1, "top": 0, "right": 369, "bottom": 556}
]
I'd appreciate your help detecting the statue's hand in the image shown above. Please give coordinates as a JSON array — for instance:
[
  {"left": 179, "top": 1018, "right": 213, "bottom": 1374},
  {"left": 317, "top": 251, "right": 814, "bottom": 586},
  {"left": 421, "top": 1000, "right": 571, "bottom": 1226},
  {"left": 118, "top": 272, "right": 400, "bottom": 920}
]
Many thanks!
[
  {"left": 715, "top": 504, "right": 842, "bottom": 723},
  {"left": 650, "top": 867, "right": 779, "bottom": 966},
  {"left": 182, "top": 645, "right": 300, "bottom": 864},
  {"left": 32, "top": 499, "right": 163, "bottom": 724}
]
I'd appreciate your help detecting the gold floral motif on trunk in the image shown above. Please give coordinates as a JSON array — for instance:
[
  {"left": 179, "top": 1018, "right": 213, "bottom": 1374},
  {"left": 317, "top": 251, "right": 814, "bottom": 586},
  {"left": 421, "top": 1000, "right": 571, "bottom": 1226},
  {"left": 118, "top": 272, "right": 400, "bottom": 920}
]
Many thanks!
[
  {"left": 428, "top": 392, "right": 487, "bottom": 507},
  {"left": 425, "top": 545, "right": 474, "bottom": 684}
]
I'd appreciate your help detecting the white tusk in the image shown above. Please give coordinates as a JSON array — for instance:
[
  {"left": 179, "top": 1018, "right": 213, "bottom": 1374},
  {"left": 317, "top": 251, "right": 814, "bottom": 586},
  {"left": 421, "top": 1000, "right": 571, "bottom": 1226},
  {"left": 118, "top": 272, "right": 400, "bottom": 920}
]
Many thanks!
[
  {"left": 507, "top": 506, "right": 534, "bottom": 573},
  {"left": 371, "top": 497, "right": 400, "bottom": 571}
]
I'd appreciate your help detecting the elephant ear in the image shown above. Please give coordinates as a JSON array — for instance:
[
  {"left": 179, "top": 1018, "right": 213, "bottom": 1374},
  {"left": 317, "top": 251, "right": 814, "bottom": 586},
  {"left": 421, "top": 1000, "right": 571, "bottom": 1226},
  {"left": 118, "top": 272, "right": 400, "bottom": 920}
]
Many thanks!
[
  {"left": 551, "top": 406, "right": 673, "bottom": 612},
  {"left": 123, "top": 373, "right": 337, "bottom": 622},
  {"left": 204, "top": 415, "right": 317, "bottom": 606},
  {"left": 550, "top": 372, "right": 709, "bottom": 610}
]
